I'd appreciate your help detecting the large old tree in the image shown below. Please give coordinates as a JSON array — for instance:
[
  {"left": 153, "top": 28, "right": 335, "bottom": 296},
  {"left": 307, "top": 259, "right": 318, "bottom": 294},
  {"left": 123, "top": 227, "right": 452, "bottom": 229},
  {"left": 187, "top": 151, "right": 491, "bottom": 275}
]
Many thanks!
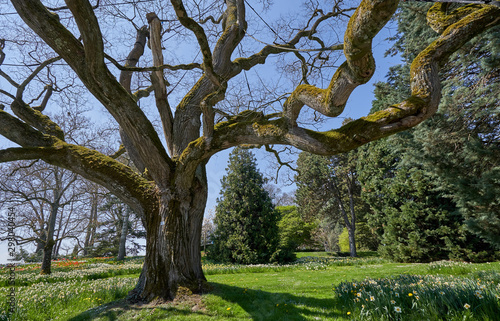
[{"left": 0, "top": 0, "right": 498, "bottom": 302}]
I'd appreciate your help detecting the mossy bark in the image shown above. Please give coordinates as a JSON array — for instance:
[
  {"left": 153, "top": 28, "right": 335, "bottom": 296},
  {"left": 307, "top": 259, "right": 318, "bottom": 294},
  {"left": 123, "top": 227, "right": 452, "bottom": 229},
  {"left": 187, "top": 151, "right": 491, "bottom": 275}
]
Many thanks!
[{"left": 129, "top": 165, "right": 208, "bottom": 302}]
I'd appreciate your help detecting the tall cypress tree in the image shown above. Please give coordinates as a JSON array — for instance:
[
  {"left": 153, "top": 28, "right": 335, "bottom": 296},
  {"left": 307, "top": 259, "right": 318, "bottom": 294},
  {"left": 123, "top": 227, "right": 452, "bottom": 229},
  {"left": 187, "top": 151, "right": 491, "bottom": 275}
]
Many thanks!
[{"left": 207, "top": 147, "right": 281, "bottom": 264}]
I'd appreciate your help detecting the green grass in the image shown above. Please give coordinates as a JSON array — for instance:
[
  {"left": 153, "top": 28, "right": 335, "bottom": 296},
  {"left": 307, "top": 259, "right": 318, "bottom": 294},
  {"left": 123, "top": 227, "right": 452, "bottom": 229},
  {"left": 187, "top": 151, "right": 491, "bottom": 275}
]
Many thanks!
[
  {"left": 0, "top": 254, "right": 499, "bottom": 320},
  {"left": 295, "top": 251, "right": 332, "bottom": 258}
]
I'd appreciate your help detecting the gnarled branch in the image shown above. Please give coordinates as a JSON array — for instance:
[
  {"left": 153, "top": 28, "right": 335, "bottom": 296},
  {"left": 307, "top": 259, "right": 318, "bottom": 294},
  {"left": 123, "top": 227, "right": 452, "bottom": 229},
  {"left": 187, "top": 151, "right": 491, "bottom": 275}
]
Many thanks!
[
  {"left": 0, "top": 143, "right": 157, "bottom": 217},
  {"left": 177, "top": 0, "right": 499, "bottom": 168},
  {"left": 13, "top": 0, "right": 175, "bottom": 184},
  {"left": 284, "top": 0, "right": 399, "bottom": 126},
  {"left": 106, "top": 53, "right": 202, "bottom": 72},
  {"left": 170, "top": 0, "right": 221, "bottom": 87}
]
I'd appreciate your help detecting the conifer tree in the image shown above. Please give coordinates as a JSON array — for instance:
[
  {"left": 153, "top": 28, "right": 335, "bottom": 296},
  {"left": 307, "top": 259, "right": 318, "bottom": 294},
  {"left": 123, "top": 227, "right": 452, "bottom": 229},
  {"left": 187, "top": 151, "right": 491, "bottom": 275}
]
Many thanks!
[
  {"left": 208, "top": 148, "right": 282, "bottom": 264},
  {"left": 357, "top": 2, "right": 499, "bottom": 262}
]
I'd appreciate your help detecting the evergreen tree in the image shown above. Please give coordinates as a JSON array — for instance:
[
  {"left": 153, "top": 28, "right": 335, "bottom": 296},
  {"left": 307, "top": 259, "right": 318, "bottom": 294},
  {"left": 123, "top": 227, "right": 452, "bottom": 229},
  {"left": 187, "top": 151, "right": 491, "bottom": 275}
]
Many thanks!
[
  {"left": 410, "top": 16, "right": 500, "bottom": 249},
  {"left": 207, "top": 148, "right": 283, "bottom": 264},
  {"left": 357, "top": 2, "right": 499, "bottom": 262}
]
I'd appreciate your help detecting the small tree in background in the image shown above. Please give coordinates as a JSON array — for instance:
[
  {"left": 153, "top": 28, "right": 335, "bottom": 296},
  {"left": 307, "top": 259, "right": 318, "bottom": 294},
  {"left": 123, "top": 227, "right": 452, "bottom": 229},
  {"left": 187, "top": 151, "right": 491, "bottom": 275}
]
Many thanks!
[
  {"left": 207, "top": 148, "right": 284, "bottom": 264},
  {"left": 295, "top": 146, "right": 372, "bottom": 257},
  {"left": 276, "top": 205, "right": 314, "bottom": 260},
  {"left": 88, "top": 194, "right": 145, "bottom": 258},
  {"left": 201, "top": 208, "right": 215, "bottom": 254}
]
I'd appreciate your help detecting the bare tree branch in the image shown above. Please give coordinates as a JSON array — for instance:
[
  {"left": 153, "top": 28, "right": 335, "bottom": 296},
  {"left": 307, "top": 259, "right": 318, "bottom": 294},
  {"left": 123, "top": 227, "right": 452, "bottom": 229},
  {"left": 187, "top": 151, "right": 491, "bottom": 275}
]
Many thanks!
[
  {"left": 170, "top": 0, "right": 221, "bottom": 87},
  {"left": 147, "top": 13, "right": 174, "bottom": 155},
  {"left": 199, "top": 13, "right": 225, "bottom": 25},
  {"left": 105, "top": 53, "right": 202, "bottom": 72},
  {"left": 264, "top": 145, "right": 298, "bottom": 183},
  {"left": 33, "top": 85, "right": 53, "bottom": 112},
  {"left": 16, "top": 57, "right": 61, "bottom": 99}
]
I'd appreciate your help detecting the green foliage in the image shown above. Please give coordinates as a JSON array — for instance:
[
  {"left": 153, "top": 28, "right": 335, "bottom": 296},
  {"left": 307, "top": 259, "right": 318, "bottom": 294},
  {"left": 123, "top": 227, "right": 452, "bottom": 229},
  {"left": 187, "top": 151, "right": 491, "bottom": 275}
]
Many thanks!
[
  {"left": 295, "top": 153, "right": 332, "bottom": 224},
  {"left": 207, "top": 148, "right": 284, "bottom": 264},
  {"left": 357, "top": 2, "right": 500, "bottom": 262},
  {"left": 339, "top": 224, "right": 379, "bottom": 253},
  {"left": 275, "top": 205, "right": 314, "bottom": 261},
  {"left": 334, "top": 273, "right": 500, "bottom": 320},
  {"left": 411, "top": 25, "right": 500, "bottom": 248},
  {"left": 13, "top": 247, "right": 42, "bottom": 263},
  {"left": 355, "top": 222, "right": 379, "bottom": 251},
  {"left": 295, "top": 148, "right": 374, "bottom": 255},
  {"left": 338, "top": 228, "right": 350, "bottom": 253},
  {"left": 358, "top": 128, "right": 496, "bottom": 262}
]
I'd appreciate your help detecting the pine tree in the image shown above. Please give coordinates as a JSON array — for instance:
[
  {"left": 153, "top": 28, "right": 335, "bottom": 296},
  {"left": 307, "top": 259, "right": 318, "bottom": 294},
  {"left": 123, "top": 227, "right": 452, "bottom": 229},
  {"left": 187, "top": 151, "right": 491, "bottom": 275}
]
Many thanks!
[
  {"left": 411, "top": 19, "right": 500, "bottom": 249},
  {"left": 207, "top": 148, "right": 283, "bottom": 264},
  {"left": 357, "top": 2, "right": 499, "bottom": 261}
]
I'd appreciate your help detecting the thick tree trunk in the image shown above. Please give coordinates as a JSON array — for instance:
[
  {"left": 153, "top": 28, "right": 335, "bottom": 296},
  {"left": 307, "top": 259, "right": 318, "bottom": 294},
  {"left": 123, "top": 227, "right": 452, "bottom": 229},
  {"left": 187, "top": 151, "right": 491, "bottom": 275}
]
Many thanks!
[
  {"left": 40, "top": 239, "right": 55, "bottom": 274},
  {"left": 128, "top": 166, "right": 208, "bottom": 302}
]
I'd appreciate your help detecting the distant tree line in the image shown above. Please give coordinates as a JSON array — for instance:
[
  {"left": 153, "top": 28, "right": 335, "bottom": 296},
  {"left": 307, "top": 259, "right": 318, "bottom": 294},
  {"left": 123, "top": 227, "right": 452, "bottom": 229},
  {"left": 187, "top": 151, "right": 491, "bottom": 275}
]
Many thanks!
[{"left": 0, "top": 110, "right": 145, "bottom": 274}]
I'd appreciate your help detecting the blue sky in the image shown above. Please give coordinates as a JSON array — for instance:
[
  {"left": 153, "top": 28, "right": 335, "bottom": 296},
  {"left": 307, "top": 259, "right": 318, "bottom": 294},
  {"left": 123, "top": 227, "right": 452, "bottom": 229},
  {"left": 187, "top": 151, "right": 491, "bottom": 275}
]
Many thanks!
[
  {"left": 0, "top": 1, "right": 401, "bottom": 260},
  {"left": 204, "top": 23, "right": 400, "bottom": 212}
]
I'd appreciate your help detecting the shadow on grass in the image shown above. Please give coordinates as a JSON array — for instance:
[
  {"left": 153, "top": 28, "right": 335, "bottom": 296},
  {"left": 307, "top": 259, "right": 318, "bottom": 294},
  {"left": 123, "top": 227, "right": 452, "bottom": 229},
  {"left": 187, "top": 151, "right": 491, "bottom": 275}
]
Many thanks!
[
  {"left": 67, "top": 298, "right": 209, "bottom": 321},
  {"left": 67, "top": 282, "right": 343, "bottom": 321},
  {"left": 209, "top": 282, "right": 342, "bottom": 320}
]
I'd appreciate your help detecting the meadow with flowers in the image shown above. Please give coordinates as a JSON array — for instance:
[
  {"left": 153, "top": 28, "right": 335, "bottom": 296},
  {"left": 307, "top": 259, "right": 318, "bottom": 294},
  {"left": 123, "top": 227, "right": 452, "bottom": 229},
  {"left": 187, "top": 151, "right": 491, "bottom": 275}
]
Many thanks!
[{"left": 0, "top": 253, "right": 499, "bottom": 320}]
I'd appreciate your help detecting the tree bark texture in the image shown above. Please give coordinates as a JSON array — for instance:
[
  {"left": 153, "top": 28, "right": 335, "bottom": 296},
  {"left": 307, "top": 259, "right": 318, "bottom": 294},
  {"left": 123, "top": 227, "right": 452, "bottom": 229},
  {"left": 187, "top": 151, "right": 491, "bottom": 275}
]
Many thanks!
[
  {"left": 117, "top": 207, "right": 130, "bottom": 261},
  {"left": 83, "top": 194, "right": 98, "bottom": 256},
  {"left": 2, "top": 0, "right": 499, "bottom": 301},
  {"left": 129, "top": 166, "right": 208, "bottom": 302}
]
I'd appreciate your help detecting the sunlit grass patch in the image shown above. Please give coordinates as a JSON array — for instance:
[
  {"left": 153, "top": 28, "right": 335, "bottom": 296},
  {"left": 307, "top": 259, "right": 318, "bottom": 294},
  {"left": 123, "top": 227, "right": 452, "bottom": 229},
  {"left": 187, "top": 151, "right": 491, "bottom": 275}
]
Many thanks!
[
  {"left": 427, "top": 260, "right": 475, "bottom": 276},
  {"left": 0, "top": 255, "right": 497, "bottom": 320},
  {"left": 202, "top": 256, "right": 388, "bottom": 275},
  {"left": 334, "top": 272, "right": 500, "bottom": 320},
  {"left": 0, "top": 277, "right": 136, "bottom": 321},
  {"left": 0, "top": 262, "right": 142, "bottom": 286}
]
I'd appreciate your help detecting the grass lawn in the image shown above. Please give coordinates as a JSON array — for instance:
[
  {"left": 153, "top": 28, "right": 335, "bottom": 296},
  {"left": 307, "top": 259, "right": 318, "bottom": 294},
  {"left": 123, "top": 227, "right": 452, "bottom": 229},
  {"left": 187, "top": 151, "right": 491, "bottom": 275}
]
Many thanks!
[{"left": 1, "top": 254, "right": 499, "bottom": 320}]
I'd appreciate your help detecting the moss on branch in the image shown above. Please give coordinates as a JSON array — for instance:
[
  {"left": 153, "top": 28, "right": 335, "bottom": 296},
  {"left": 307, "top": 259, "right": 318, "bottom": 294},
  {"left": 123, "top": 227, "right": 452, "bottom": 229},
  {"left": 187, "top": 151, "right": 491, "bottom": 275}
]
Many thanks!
[{"left": 427, "top": 3, "right": 483, "bottom": 34}]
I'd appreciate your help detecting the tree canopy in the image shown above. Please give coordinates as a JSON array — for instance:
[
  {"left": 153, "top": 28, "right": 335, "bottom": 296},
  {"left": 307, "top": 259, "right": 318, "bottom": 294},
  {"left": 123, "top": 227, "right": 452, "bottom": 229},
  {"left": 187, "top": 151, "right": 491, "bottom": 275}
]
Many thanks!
[{"left": 1, "top": 0, "right": 499, "bottom": 302}]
